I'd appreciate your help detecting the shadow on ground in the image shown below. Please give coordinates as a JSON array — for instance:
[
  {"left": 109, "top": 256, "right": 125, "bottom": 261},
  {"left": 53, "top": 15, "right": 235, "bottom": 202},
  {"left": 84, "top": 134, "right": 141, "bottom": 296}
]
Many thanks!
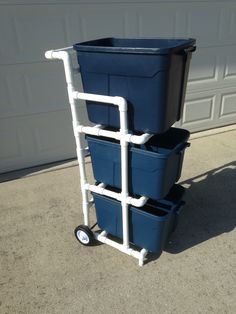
[
  {"left": 1, "top": 155, "right": 235, "bottom": 262},
  {"left": 0, "top": 158, "right": 79, "bottom": 183},
  {"left": 165, "top": 160, "right": 236, "bottom": 254}
]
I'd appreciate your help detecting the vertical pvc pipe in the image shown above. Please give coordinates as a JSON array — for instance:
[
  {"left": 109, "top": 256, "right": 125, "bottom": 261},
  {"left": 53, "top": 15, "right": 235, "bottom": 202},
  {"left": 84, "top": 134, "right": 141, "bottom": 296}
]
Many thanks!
[
  {"left": 119, "top": 104, "right": 129, "bottom": 249},
  {"left": 60, "top": 52, "right": 90, "bottom": 227}
]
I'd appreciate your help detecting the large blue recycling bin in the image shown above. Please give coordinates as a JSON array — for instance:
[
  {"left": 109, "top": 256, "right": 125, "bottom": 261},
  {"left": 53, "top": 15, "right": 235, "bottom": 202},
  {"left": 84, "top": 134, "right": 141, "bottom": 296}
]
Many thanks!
[
  {"left": 87, "top": 127, "right": 190, "bottom": 200},
  {"left": 93, "top": 184, "right": 185, "bottom": 254},
  {"left": 73, "top": 37, "right": 196, "bottom": 133}
]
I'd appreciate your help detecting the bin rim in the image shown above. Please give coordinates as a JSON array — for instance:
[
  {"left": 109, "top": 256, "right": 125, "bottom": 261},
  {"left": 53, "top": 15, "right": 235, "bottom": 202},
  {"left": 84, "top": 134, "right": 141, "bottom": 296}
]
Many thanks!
[
  {"left": 86, "top": 134, "right": 172, "bottom": 159},
  {"left": 73, "top": 37, "right": 196, "bottom": 55},
  {"left": 92, "top": 190, "right": 172, "bottom": 221},
  {"left": 86, "top": 127, "right": 190, "bottom": 158},
  {"left": 93, "top": 183, "right": 185, "bottom": 216}
]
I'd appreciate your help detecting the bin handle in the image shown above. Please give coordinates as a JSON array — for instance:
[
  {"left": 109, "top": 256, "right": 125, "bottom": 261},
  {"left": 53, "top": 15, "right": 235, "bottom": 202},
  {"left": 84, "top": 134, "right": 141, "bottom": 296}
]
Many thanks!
[
  {"left": 177, "top": 45, "right": 196, "bottom": 120},
  {"left": 153, "top": 199, "right": 184, "bottom": 210},
  {"left": 173, "top": 142, "right": 191, "bottom": 154},
  {"left": 175, "top": 201, "right": 185, "bottom": 215},
  {"left": 184, "top": 46, "right": 196, "bottom": 54},
  {"left": 138, "top": 141, "right": 190, "bottom": 155}
]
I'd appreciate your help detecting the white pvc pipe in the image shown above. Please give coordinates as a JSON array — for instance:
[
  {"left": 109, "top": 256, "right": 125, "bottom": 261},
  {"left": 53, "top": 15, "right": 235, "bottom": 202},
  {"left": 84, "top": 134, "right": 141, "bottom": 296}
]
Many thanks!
[
  {"left": 77, "top": 125, "right": 120, "bottom": 140},
  {"left": 118, "top": 104, "right": 129, "bottom": 249},
  {"left": 73, "top": 91, "right": 127, "bottom": 111},
  {"left": 76, "top": 125, "right": 152, "bottom": 145},
  {"left": 45, "top": 49, "right": 90, "bottom": 227},
  {"left": 74, "top": 86, "right": 133, "bottom": 249},
  {"left": 94, "top": 232, "right": 147, "bottom": 266},
  {"left": 139, "top": 249, "right": 148, "bottom": 266},
  {"left": 45, "top": 47, "right": 74, "bottom": 57},
  {"left": 85, "top": 183, "right": 122, "bottom": 202},
  {"left": 85, "top": 184, "right": 148, "bottom": 207},
  {"left": 127, "top": 196, "right": 148, "bottom": 207},
  {"left": 45, "top": 47, "right": 151, "bottom": 265},
  {"left": 127, "top": 133, "right": 153, "bottom": 145}
]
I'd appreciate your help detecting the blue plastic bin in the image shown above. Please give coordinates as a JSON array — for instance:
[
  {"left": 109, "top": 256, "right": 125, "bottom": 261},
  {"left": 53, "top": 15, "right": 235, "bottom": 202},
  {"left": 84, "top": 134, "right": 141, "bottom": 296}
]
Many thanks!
[
  {"left": 93, "top": 184, "right": 185, "bottom": 254},
  {"left": 87, "top": 127, "right": 190, "bottom": 200},
  {"left": 73, "top": 37, "right": 196, "bottom": 133}
]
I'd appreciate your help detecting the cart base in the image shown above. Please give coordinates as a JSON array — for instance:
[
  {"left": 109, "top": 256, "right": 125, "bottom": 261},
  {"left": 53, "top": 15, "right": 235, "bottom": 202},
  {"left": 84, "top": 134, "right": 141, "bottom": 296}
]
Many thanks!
[{"left": 94, "top": 230, "right": 148, "bottom": 266}]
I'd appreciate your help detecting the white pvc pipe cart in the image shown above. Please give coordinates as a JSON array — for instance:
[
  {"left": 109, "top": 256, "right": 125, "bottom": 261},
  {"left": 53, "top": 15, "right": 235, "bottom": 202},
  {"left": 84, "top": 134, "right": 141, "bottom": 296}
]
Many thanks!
[{"left": 45, "top": 47, "right": 154, "bottom": 266}]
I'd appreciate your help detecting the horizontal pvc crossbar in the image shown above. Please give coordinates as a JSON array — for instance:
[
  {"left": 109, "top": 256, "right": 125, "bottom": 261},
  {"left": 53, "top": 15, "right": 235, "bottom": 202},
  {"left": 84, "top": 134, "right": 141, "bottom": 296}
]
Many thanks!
[
  {"left": 77, "top": 125, "right": 120, "bottom": 140},
  {"left": 94, "top": 231, "right": 148, "bottom": 266},
  {"left": 73, "top": 91, "right": 127, "bottom": 111},
  {"left": 84, "top": 183, "right": 148, "bottom": 208},
  {"left": 76, "top": 125, "right": 152, "bottom": 144},
  {"left": 125, "top": 133, "right": 153, "bottom": 144}
]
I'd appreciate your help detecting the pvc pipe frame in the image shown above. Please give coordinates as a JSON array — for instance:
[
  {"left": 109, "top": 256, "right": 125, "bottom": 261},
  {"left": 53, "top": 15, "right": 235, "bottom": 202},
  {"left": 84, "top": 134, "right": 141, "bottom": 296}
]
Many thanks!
[
  {"left": 45, "top": 47, "right": 150, "bottom": 266},
  {"left": 85, "top": 183, "right": 148, "bottom": 208}
]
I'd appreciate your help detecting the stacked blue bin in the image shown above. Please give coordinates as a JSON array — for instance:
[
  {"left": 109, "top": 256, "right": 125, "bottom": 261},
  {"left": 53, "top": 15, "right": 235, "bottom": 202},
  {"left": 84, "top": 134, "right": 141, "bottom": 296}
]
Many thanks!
[{"left": 73, "top": 37, "right": 196, "bottom": 256}]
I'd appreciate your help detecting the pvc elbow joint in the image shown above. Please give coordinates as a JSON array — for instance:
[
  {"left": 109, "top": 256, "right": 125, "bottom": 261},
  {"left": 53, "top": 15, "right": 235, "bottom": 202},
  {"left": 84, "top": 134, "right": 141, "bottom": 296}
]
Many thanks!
[{"left": 115, "top": 97, "right": 127, "bottom": 111}]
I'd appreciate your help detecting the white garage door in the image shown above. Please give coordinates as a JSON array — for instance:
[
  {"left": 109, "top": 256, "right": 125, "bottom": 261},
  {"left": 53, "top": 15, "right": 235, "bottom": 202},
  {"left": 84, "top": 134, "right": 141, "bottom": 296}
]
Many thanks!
[{"left": 0, "top": 0, "right": 236, "bottom": 173}]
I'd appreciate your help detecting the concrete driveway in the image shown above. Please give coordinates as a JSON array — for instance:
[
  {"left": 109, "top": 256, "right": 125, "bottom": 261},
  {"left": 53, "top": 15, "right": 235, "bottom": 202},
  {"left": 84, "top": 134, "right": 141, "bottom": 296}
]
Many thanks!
[{"left": 0, "top": 128, "right": 235, "bottom": 314}]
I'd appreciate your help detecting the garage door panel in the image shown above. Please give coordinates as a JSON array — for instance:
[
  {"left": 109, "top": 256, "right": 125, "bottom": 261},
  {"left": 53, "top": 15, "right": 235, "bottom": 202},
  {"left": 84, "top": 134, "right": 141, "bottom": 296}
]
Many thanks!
[
  {"left": 219, "top": 89, "right": 236, "bottom": 120},
  {"left": 0, "top": 116, "right": 36, "bottom": 172},
  {"left": 0, "top": 124, "right": 23, "bottom": 161},
  {"left": 183, "top": 97, "right": 215, "bottom": 125},
  {"left": 2, "top": 2, "right": 235, "bottom": 64},
  {"left": 222, "top": 47, "right": 236, "bottom": 86},
  {"left": 134, "top": 2, "right": 236, "bottom": 48},
  {"left": 132, "top": 3, "right": 220, "bottom": 40},
  {"left": 0, "top": 1, "right": 236, "bottom": 173},
  {"left": 182, "top": 91, "right": 218, "bottom": 127},
  {"left": 175, "top": 3, "right": 236, "bottom": 47},
  {"left": 184, "top": 5, "right": 222, "bottom": 48},
  {"left": 187, "top": 45, "right": 236, "bottom": 92},
  {"left": 181, "top": 86, "right": 236, "bottom": 132},
  {"left": 0, "top": 4, "right": 135, "bottom": 65},
  {"left": 187, "top": 47, "right": 220, "bottom": 91},
  {"left": 13, "top": 14, "right": 68, "bottom": 59},
  {"left": 0, "top": 0, "right": 228, "bottom": 4},
  {"left": 0, "top": 0, "right": 220, "bottom": 4},
  {"left": 0, "top": 62, "right": 70, "bottom": 118},
  {"left": 31, "top": 111, "right": 74, "bottom": 156},
  {"left": 0, "top": 111, "right": 76, "bottom": 173},
  {"left": 0, "top": 67, "right": 29, "bottom": 117},
  {"left": 219, "top": 6, "right": 236, "bottom": 46},
  {"left": 0, "top": 6, "right": 78, "bottom": 64},
  {"left": 78, "top": 6, "right": 128, "bottom": 40},
  {"left": 136, "top": 6, "right": 177, "bottom": 37}
]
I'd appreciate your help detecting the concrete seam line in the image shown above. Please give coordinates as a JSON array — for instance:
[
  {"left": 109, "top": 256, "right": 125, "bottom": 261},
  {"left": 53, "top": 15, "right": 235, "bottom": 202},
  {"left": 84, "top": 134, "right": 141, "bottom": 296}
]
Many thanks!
[{"left": 190, "top": 124, "right": 236, "bottom": 140}]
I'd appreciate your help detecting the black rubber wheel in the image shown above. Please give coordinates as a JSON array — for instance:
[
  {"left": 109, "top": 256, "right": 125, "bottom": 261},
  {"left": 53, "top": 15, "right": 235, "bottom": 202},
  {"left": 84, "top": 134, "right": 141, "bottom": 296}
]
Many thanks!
[{"left": 74, "top": 225, "right": 94, "bottom": 246}]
